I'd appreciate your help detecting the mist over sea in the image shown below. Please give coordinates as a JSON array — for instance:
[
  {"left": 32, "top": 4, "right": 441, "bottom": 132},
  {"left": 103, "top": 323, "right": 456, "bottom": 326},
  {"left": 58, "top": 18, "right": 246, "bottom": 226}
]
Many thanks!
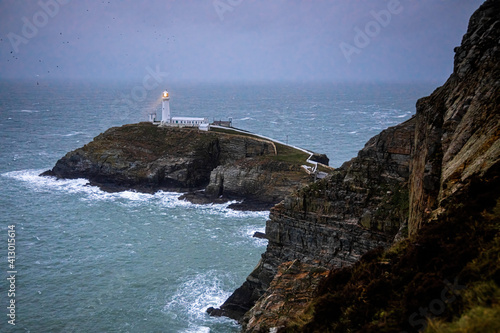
[{"left": 1, "top": 80, "right": 436, "bottom": 332}]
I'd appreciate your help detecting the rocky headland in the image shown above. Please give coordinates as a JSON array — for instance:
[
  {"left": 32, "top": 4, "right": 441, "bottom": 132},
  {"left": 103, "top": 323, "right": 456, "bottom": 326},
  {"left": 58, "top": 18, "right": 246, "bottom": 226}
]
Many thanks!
[
  {"left": 210, "top": 1, "right": 500, "bottom": 332},
  {"left": 41, "top": 124, "right": 329, "bottom": 210}
]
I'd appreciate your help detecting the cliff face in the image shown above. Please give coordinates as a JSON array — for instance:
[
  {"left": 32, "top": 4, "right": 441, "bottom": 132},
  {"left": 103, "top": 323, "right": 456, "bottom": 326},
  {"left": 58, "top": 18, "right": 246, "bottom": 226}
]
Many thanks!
[
  {"left": 214, "top": 0, "right": 500, "bottom": 331},
  {"left": 44, "top": 124, "right": 222, "bottom": 191},
  {"left": 42, "top": 124, "right": 326, "bottom": 210},
  {"left": 409, "top": 0, "right": 500, "bottom": 234},
  {"left": 210, "top": 113, "right": 415, "bottom": 321}
]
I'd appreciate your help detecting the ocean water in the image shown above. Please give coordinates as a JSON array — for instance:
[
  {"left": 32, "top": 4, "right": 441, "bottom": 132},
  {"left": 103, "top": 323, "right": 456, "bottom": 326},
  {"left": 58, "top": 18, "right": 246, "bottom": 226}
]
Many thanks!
[{"left": 0, "top": 80, "right": 436, "bottom": 332}]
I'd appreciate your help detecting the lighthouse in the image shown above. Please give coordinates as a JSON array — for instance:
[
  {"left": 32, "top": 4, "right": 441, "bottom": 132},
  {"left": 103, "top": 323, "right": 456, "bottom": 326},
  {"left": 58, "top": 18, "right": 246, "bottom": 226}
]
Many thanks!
[
  {"left": 156, "top": 89, "right": 210, "bottom": 130},
  {"left": 161, "top": 90, "right": 171, "bottom": 123}
]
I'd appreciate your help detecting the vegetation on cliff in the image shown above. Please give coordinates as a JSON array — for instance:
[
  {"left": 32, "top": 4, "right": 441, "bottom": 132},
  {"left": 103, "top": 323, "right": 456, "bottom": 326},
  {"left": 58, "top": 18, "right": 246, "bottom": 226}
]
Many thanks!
[{"left": 292, "top": 192, "right": 500, "bottom": 332}]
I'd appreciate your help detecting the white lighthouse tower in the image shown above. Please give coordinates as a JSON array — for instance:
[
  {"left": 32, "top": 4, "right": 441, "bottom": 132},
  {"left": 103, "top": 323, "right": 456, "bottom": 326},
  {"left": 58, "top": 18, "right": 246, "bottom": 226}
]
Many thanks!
[{"left": 161, "top": 90, "right": 171, "bottom": 124}]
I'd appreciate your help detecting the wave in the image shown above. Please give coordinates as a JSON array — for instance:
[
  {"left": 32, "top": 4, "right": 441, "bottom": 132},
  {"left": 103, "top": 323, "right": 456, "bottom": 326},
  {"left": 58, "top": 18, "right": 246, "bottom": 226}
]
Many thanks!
[
  {"left": 396, "top": 112, "right": 413, "bottom": 118},
  {"left": 240, "top": 225, "right": 268, "bottom": 247},
  {"left": 44, "top": 131, "right": 87, "bottom": 137},
  {"left": 1, "top": 169, "right": 270, "bottom": 217},
  {"left": 163, "top": 270, "right": 236, "bottom": 323},
  {"left": 2, "top": 169, "right": 92, "bottom": 193},
  {"left": 18, "top": 109, "right": 40, "bottom": 113},
  {"left": 0, "top": 169, "right": 177, "bottom": 205},
  {"left": 181, "top": 326, "right": 211, "bottom": 333},
  {"left": 194, "top": 202, "right": 269, "bottom": 219}
]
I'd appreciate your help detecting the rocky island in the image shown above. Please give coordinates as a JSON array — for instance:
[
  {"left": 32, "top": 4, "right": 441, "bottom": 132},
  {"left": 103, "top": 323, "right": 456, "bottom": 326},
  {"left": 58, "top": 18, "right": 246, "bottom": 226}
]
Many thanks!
[
  {"left": 208, "top": 1, "right": 500, "bottom": 332},
  {"left": 41, "top": 124, "right": 329, "bottom": 210}
]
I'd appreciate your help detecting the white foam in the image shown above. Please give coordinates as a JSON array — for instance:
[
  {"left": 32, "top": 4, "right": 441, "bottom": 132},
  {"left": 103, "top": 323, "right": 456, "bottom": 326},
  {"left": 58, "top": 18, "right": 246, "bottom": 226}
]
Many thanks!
[
  {"left": 163, "top": 270, "right": 233, "bottom": 321},
  {"left": 1, "top": 169, "right": 179, "bottom": 205},
  {"left": 240, "top": 225, "right": 268, "bottom": 247},
  {"left": 197, "top": 203, "right": 269, "bottom": 219},
  {"left": 2, "top": 169, "right": 270, "bottom": 217},
  {"left": 181, "top": 326, "right": 210, "bottom": 333},
  {"left": 45, "top": 131, "right": 86, "bottom": 137},
  {"left": 3, "top": 169, "right": 92, "bottom": 193}
]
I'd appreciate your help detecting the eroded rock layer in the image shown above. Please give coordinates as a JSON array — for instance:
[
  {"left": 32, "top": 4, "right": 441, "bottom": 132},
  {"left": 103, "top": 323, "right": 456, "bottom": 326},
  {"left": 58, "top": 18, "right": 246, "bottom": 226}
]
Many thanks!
[
  {"left": 211, "top": 116, "right": 415, "bottom": 321},
  {"left": 214, "top": 0, "right": 500, "bottom": 331}
]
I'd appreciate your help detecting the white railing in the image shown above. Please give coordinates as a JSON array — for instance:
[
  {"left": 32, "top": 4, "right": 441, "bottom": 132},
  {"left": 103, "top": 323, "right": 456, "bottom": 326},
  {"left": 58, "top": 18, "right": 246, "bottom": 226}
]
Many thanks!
[{"left": 210, "top": 125, "right": 330, "bottom": 176}]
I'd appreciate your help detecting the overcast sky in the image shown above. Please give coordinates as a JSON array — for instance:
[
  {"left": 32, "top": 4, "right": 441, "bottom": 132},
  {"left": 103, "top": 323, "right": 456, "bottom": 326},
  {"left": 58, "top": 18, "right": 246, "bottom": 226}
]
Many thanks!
[{"left": 0, "top": 0, "right": 484, "bottom": 83}]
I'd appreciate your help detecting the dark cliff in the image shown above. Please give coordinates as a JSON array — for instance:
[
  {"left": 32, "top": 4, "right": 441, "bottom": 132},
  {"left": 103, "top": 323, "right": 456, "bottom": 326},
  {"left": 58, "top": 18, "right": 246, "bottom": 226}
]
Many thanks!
[
  {"left": 212, "top": 1, "right": 500, "bottom": 331},
  {"left": 408, "top": 0, "right": 500, "bottom": 235},
  {"left": 209, "top": 99, "right": 416, "bottom": 322},
  {"left": 41, "top": 124, "right": 329, "bottom": 210}
]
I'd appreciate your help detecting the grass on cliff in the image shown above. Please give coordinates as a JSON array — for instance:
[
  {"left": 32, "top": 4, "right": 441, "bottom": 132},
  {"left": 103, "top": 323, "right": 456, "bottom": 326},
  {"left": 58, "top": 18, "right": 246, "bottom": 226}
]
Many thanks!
[
  {"left": 211, "top": 126, "right": 312, "bottom": 165},
  {"left": 273, "top": 142, "right": 312, "bottom": 164},
  {"left": 425, "top": 302, "right": 500, "bottom": 333},
  {"left": 287, "top": 197, "right": 500, "bottom": 333}
]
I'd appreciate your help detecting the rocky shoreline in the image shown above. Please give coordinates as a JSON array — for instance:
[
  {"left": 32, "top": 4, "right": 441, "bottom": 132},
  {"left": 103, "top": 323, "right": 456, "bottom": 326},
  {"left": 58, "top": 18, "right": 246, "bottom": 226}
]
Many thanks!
[{"left": 41, "top": 124, "right": 329, "bottom": 211}]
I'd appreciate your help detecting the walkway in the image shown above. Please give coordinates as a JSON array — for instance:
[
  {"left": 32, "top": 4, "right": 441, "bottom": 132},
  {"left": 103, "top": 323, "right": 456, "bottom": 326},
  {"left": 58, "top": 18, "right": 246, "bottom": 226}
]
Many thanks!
[{"left": 210, "top": 125, "right": 331, "bottom": 179}]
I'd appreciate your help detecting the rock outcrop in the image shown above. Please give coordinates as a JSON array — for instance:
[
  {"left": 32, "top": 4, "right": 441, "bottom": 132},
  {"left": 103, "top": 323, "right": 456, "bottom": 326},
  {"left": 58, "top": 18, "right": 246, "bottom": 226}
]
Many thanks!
[
  {"left": 212, "top": 0, "right": 500, "bottom": 331},
  {"left": 210, "top": 114, "right": 415, "bottom": 321},
  {"left": 408, "top": 0, "right": 500, "bottom": 235},
  {"left": 42, "top": 124, "right": 328, "bottom": 210},
  {"left": 241, "top": 260, "right": 329, "bottom": 332}
]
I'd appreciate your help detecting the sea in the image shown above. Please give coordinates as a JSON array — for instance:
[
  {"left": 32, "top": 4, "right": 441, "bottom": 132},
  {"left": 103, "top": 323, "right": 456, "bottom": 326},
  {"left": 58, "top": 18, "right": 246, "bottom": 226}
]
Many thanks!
[{"left": 0, "top": 80, "right": 437, "bottom": 332}]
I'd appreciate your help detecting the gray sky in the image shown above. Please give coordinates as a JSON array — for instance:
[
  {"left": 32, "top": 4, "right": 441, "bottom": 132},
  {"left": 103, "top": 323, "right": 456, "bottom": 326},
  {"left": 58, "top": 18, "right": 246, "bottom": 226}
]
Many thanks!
[{"left": 0, "top": 0, "right": 484, "bottom": 83}]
